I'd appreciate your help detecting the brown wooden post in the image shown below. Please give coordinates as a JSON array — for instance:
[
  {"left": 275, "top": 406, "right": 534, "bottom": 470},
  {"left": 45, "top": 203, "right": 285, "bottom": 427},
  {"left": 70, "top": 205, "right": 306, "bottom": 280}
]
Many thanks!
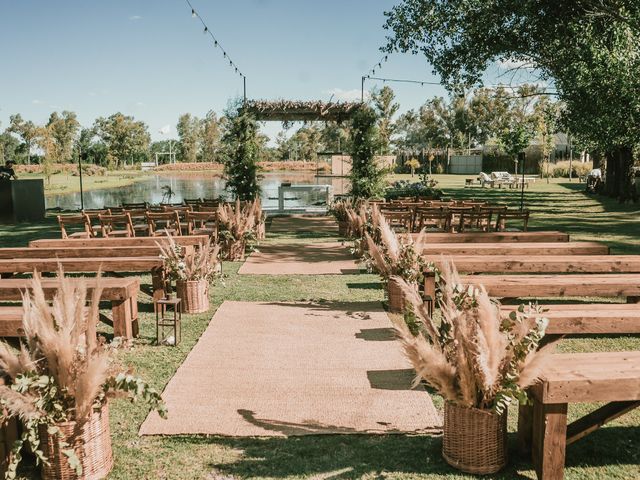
[
  {"left": 111, "top": 299, "right": 133, "bottom": 339},
  {"left": 517, "top": 402, "right": 534, "bottom": 454},
  {"left": 532, "top": 401, "right": 568, "bottom": 480}
]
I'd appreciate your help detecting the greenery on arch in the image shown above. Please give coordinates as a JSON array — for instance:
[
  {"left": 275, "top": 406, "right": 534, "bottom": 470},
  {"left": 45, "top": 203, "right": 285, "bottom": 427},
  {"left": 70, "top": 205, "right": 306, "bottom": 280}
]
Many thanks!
[
  {"left": 221, "top": 100, "right": 261, "bottom": 201},
  {"left": 348, "top": 105, "right": 386, "bottom": 199}
]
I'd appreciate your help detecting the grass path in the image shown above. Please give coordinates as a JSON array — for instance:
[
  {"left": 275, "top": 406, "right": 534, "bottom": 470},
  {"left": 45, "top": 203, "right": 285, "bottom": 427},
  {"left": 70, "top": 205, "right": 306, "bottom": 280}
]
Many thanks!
[{"left": 5, "top": 178, "right": 640, "bottom": 479}]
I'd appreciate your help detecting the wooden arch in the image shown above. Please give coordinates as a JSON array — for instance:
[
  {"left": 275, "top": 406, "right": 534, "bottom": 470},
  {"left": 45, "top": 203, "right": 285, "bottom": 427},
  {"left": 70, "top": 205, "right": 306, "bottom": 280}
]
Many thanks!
[{"left": 243, "top": 99, "right": 363, "bottom": 122}]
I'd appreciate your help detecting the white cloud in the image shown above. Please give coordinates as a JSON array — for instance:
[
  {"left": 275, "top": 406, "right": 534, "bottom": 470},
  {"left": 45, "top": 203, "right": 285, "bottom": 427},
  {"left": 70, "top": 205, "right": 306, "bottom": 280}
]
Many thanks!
[
  {"left": 31, "top": 99, "right": 42, "bottom": 104},
  {"left": 324, "top": 88, "right": 369, "bottom": 102},
  {"left": 129, "top": 15, "right": 142, "bottom": 21},
  {"left": 135, "top": 101, "right": 145, "bottom": 106},
  {"left": 159, "top": 125, "right": 171, "bottom": 135}
]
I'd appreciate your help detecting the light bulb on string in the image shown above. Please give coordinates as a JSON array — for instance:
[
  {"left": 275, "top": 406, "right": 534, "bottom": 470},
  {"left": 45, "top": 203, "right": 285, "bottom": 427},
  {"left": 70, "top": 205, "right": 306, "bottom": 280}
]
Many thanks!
[
  {"left": 214, "top": 40, "right": 218, "bottom": 47},
  {"left": 191, "top": 8, "right": 196, "bottom": 17},
  {"left": 203, "top": 26, "right": 208, "bottom": 34}
]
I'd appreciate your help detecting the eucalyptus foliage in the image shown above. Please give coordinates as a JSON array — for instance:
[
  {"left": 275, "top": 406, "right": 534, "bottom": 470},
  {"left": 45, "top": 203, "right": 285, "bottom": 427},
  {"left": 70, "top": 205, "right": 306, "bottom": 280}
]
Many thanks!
[{"left": 349, "top": 105, "right": 386, "bottom": 199}]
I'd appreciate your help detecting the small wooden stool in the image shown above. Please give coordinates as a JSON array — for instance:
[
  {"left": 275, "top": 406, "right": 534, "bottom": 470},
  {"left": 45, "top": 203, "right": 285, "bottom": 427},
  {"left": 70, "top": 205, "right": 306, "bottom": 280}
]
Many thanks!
[{"left": 155, "top": 297, "right": 182, "bottom": 346}]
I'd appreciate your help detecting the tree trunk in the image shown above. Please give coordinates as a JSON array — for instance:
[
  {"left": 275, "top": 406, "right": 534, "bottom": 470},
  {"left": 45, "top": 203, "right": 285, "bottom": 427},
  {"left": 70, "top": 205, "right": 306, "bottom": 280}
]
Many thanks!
[
  {"left": 604, "top": 147, "right": 636, "bottom": 202},
  {"left": 604, "top": 150, "right": 617, "bottom": 197},
  {"left": 591, "top": 151, "right": 603, "bottom": 171}
]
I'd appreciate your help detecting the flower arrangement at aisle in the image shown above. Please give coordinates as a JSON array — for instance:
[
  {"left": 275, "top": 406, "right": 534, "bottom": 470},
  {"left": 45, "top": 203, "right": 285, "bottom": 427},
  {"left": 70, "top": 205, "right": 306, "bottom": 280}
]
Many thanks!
[
  {"left": 363, "top": 207, "right": 427, "bottom": 312},
  {"left": 329, "top": 199, "right": 354, "bottom": 237},
  {"left": 216, "top": 199, "right": 258, "bottom": 261},
  {"left": 0, "top": 272, "right": 166, "bottom": 480},
  {"left": 158, "top": 233, "right": 222, "bottom": 313},
  {"left": 390, "top": 260, "right": 557, "bottom": 475}
]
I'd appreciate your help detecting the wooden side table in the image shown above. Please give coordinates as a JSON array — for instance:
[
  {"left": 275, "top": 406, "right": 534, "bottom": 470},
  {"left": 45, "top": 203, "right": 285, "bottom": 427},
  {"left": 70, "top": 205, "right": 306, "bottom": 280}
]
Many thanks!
[{"left": 155, "top": 297, "right": 182, "bottom": 346}]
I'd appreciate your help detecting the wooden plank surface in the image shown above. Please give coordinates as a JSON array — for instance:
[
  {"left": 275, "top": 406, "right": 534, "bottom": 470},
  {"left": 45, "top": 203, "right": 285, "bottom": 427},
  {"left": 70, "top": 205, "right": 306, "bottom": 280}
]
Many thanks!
[
  {"left": 0, "top": 257, "right": 163, "bottom": 273},
  {"left": 460, "top": 274, "right": 640, "bottom": 298},
  {"left": 0, "top": 246, "right": 166, "bottom": 259},
  {"left": 499, "top": 303, "right": 640, "bottom": 334},
  {"left": 0, "top": 307, "right": 24, "bottom": 336},
  {"left": 420, "top": 242, "right": 607, "bottom": 256},
  {"left": 427, "top": 255, "right": 640, "bottom": 273},
  {"left": 29, "top": 235, "right": 209, "bottom": 248},
  {"left": 0, "top": 277, "right": 139, "bottom": 301},
  {"left": 407, "top": 231, "right": 569, "bottom": 243},
  {"left": 533, "top": 351, "right": 640, "bottom": 403}
]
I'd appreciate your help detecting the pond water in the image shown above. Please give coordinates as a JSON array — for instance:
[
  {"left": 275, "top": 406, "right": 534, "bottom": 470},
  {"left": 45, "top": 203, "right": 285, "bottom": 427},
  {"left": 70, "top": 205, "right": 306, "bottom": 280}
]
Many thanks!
[{"left": 46, "top": 172, "right": 349, "bottom": 212}]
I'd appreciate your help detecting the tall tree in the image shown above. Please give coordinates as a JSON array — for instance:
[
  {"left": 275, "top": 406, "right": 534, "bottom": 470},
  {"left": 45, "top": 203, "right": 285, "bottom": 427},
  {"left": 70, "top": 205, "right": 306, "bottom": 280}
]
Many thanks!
[
  {"left": 93, "top": 113, "right": 150, "bottom": 168},
  {"left": 200, "top": 110, "right": 222, "bottom": 162},
  {"left": 47, "top": 111, "right": 80, "bottom": 163},
  {"left": 371, "top": 86, "right": 399, "bottom": 154},
  {"left": 176, "top": 113, "right": 202, "bottom": 163},
  {"left": 8, "top": 114, "right": 38, "bottom": 164},
  {"left": 383, "top": 0, "right": 640, "bottom": 200},
  {"left": 349, "top": 105, "right": 385, "bottom": 199}
]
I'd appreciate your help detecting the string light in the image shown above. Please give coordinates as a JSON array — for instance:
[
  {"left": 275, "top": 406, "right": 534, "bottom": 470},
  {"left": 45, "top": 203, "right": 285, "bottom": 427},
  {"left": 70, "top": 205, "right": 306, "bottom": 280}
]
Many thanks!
[
  {"left": 365, "top": 53, "right": 390, "bottom": 78},
  {"left": 185, "top": 0, "right": 245, "bottom": 81}
]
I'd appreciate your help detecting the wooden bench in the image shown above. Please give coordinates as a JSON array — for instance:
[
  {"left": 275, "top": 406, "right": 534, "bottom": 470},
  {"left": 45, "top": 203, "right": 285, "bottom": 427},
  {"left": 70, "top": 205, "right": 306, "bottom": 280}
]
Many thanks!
[
  {"left": 499, "top": 303, "right": 640, "bottom": 335},
  {"left": 0, "top": 278, "right": 140, "bottom": 339},
  {"left": 407, "top": 231, "right": 569, "bottom": 243},
  {"left": 518, "top": 351, "right": 640, "bottom": 480},
  {"left": 0, "top": 246, "right": 170, "bottom": 259},
  {"left": 421, "top": 242, "right": 608, "bottom": 256},
  {"left": 28, "top": 235, "right": 209, "bottom": 248},
  {"left": 424, "top": 255, "right": 640, "bottom": 273},
  {"left": 425, "top": 274, "right": 640, "bottom": 302}
]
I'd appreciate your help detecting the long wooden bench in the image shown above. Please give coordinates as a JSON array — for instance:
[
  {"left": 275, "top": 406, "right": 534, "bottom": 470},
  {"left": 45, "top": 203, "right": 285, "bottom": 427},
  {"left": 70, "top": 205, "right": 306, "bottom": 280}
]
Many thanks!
[
  {"left": 421, "top": 242, "right": 608, "bottom": 256},
  {"left": 408, "top": 231, "right": 569, "bottom": 243},
  {"left": 425, "top": 274, "right": 640, "bottom": 301},
  {"left": 424, "top": 255, "right": 640, "bottom": 273},
  {"left": 499, "top": 303, "right": 640, "bottom": 335},
  {"left": 0, "top": 278, "right": 140, "bottom": 339},
  {"left": 518, "top": 351, "right": 640, "bottom": 480},
  {"left": 0, "top": 246, "right": 169, "bottom": 259},
  {"left": 29, "top": 235, "right": 209, "bottom": 248}
]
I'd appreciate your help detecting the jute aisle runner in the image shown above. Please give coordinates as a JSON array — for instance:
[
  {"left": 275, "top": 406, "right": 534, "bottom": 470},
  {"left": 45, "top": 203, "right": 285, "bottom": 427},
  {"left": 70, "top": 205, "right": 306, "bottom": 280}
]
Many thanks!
[
  {"left": 140, "top": 301, "right": 441, "bottom": 437},
  {"left": 238, "top": 242, "right": 359, "bottom": 275}
]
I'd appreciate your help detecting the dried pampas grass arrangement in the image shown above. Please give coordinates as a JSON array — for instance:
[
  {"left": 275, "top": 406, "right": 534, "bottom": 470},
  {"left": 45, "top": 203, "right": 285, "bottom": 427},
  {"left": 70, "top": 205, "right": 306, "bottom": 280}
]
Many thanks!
[
  {"left": 217, "top": 199, "right": 258, "bottom": 260},
  {"left": 391, "top": 259, "right": 558, "bottom": 413}
]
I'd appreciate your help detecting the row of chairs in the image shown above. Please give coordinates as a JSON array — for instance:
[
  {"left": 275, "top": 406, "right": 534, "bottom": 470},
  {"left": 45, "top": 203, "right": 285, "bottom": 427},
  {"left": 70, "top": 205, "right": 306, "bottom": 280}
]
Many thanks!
[
  {"left": 58, "top": 209, "right": 218, "bottom": 239},
  {"left": 381, "top": 205, "right": 530, "bottom": 233}
]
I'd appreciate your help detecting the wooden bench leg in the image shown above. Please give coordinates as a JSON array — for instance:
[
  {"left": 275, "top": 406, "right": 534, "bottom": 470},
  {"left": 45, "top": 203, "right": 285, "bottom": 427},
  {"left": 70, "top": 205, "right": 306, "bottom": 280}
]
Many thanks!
[
  {"left": 129, "top": 296, "right": 139, "bottom": 338},
  {"left": 518, "top": 402, "right": 534, "bottom": 455},
  {"left": 423, "top": 272, "right": 436, "bottom": 308},
  {"left": 151, "top": 268, "right": 167, "bottom": 314},
  {"left": 111, "top": 298, "right": 133, "bottom": 339},
  {"left": 532, "top": 401, "right": 568, "bottom": 480}
]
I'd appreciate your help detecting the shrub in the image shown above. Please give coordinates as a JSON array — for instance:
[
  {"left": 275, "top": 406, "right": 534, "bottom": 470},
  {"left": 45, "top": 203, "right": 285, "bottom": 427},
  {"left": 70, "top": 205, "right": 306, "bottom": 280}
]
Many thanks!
[{"left": 385, "top": 180, "right": 443, "bottom": 201}]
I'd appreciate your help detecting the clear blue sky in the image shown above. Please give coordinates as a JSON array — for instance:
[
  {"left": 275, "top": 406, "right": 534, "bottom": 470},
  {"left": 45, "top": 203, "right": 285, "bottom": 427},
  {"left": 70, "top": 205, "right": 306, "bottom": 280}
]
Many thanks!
[{"left": 0, "top": 0, "right": 511, "bottom": 143}]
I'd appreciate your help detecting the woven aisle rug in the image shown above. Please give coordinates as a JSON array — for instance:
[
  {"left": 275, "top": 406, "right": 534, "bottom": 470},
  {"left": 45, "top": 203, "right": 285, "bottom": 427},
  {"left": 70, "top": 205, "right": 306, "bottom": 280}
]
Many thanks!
[
  {"left": 238, "top": 242, "right": 359, "bottom": 275},
  {"left": 140, "top": 301, "right": 441, "bottom": 437},
  {"left": 269, "top": 215, "right": 339, "bottom": 234}
]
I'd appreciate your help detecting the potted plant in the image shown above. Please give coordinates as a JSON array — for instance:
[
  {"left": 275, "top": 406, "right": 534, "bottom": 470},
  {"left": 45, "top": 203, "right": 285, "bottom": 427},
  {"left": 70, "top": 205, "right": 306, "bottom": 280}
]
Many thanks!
[
  {"left": 216, "top": 200, "right": 257, "bottom": 261},
  {"left": 0, "top": 273, "right": 166, "bottom": 480},
  {"left": 158, "top": 234, "right": 221, "bottom": 314},
  {"left": 329, "top": 199, "right": 352, "bottom": 237},
  {"left": 363, "top": 208, "right": 427, "bottom": 313},
  {"left": 390, "top": 261, "right": 557, "bottom": 475}
]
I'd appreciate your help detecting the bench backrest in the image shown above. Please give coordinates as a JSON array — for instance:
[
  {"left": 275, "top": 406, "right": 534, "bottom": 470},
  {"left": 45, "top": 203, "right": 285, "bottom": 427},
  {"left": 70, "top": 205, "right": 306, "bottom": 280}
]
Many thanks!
[
  {"left": 57, "top": 214, "right": 92, "bottom": 239},
  {"left": 29, "top": 235, "right": 209, "bottom": 248},
  {"left": 99, "top": 213, "right": 135, "bottom": 237}
]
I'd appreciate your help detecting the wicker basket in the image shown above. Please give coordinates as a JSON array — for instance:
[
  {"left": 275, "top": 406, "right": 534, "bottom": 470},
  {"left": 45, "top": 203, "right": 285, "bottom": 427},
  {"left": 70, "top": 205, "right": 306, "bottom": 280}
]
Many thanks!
[
  {"left": 337, "top": 221, "right": 349, "bottom": 237},
  {"left": 386, "top": 277, "right": 406, "bottom": 313},
  {"left": 39, "top": 403, "right": 113, "bottom": 480},
  {"left": 176, "top": 279, "right": 209, "bottom": 313},
  {"left": 225, "top": 239, "right": 246, "bottom": 261},
  {"left": 442, "top": 402, "right": 507, "bottom": 475}
]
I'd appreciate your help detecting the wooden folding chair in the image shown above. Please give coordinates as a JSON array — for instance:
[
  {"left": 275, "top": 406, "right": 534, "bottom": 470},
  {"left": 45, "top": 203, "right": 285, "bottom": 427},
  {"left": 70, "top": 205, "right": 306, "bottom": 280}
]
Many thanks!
[
  {"left": 98, "top": 213, "right": 135, "bottom": 238},
  {"left": 414, "top": 209, "right": 450, "bottom": 232},
  {"left": 183, "top": 198, "right": 203, "bottom": 207},
  {"left": 146, "top": 211, "right": 182, "bottom": 237},
  {"left": 496, "top": 210, "right": 530, "bottom": 232},
  {"left": 381, "top": 210, "right": 413, "bottom": 232},
  {"left": 82, "top": 209, "right": 111, "bottom": 237},
  {"left": 123, "top": 208, "right": 150, "bottom": 236},
  {"left": 122, "top": 202, "right": 148, "bottom": 209},
  {"left": 58, "top": 214, "right": 93, "bottom": 239},
  {"left": 458, "top": 209, "right": 493, "bottom": 232},
  {"left": 186, "top": 211, "right": 218, "bottom": 240}
]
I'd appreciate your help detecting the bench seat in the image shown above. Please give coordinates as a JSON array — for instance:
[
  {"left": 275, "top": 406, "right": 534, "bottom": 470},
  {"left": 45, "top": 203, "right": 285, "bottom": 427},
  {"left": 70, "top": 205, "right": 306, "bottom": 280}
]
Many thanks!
[
  {"left": 420, "top": 242, "right": 607, "bottom": 256},
  {"left": 0, "top": 246, "right": 171, "bottom": 259},
  {"left": 408, "top": 231, "right": 569, "bottom": 243},
  {"left": 29, "top": 235, "right": 209, "bottom": 248},
  {"left": 0, "top": 278, "right": 140, "bottom": 339},
  {"left": 518, "top": 351, "right": 640, "bottom": 479},
  {"left": 0, "top": 257, "right": 163, "bottom": 274},
  {"left": 499, "top": 303, "right": 640, "bottom": 335},
  {"left": 425, "top": 255, "right": 640, "bottom": 273}
]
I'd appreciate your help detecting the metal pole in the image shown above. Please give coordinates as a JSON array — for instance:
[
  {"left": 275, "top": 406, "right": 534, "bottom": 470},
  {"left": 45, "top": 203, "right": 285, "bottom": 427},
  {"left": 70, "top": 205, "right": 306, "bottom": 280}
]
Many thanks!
[
  {"left": 520, "top": 152, "right": 525, "bottom": 211},
  {"left": 361, "top": 76, "right": 365, "bottom": 102},
  {"left": 568, "top": 134, "right": 573, "bottom": 182},
  {"left": 243, "top": 76, "right": 247, "bottom": 103},
  {"left": 78, "top": 146, "right": 84, "bottom": 211}
]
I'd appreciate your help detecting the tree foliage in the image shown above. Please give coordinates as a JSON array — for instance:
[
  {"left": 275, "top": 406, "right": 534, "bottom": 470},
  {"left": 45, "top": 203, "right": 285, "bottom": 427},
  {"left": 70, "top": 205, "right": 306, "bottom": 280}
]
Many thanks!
[
  {"left": 372, "top": 86, "right": 399, "bottom": 154},
  {"left": 349, "top": 105, "right": 385, "bottom": 199},
  {"left": 221, "top": 103, "right": 261, "bottom": 201},
  {"left": 93, "top": 113, "right": 150, "bottom": 168}
]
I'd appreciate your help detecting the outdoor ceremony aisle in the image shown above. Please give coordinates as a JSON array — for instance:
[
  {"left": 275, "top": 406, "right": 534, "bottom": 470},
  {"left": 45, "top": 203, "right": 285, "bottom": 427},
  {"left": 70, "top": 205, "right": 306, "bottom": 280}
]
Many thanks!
[{"left": 141, "top": 215, "right": 440, "bottom": 437}]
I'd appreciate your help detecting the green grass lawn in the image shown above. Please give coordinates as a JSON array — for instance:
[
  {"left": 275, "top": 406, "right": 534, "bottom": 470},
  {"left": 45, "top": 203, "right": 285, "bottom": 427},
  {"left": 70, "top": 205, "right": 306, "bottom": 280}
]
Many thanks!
[{"left": 3, "top": 175, "right": 640, "bottom": 479}]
